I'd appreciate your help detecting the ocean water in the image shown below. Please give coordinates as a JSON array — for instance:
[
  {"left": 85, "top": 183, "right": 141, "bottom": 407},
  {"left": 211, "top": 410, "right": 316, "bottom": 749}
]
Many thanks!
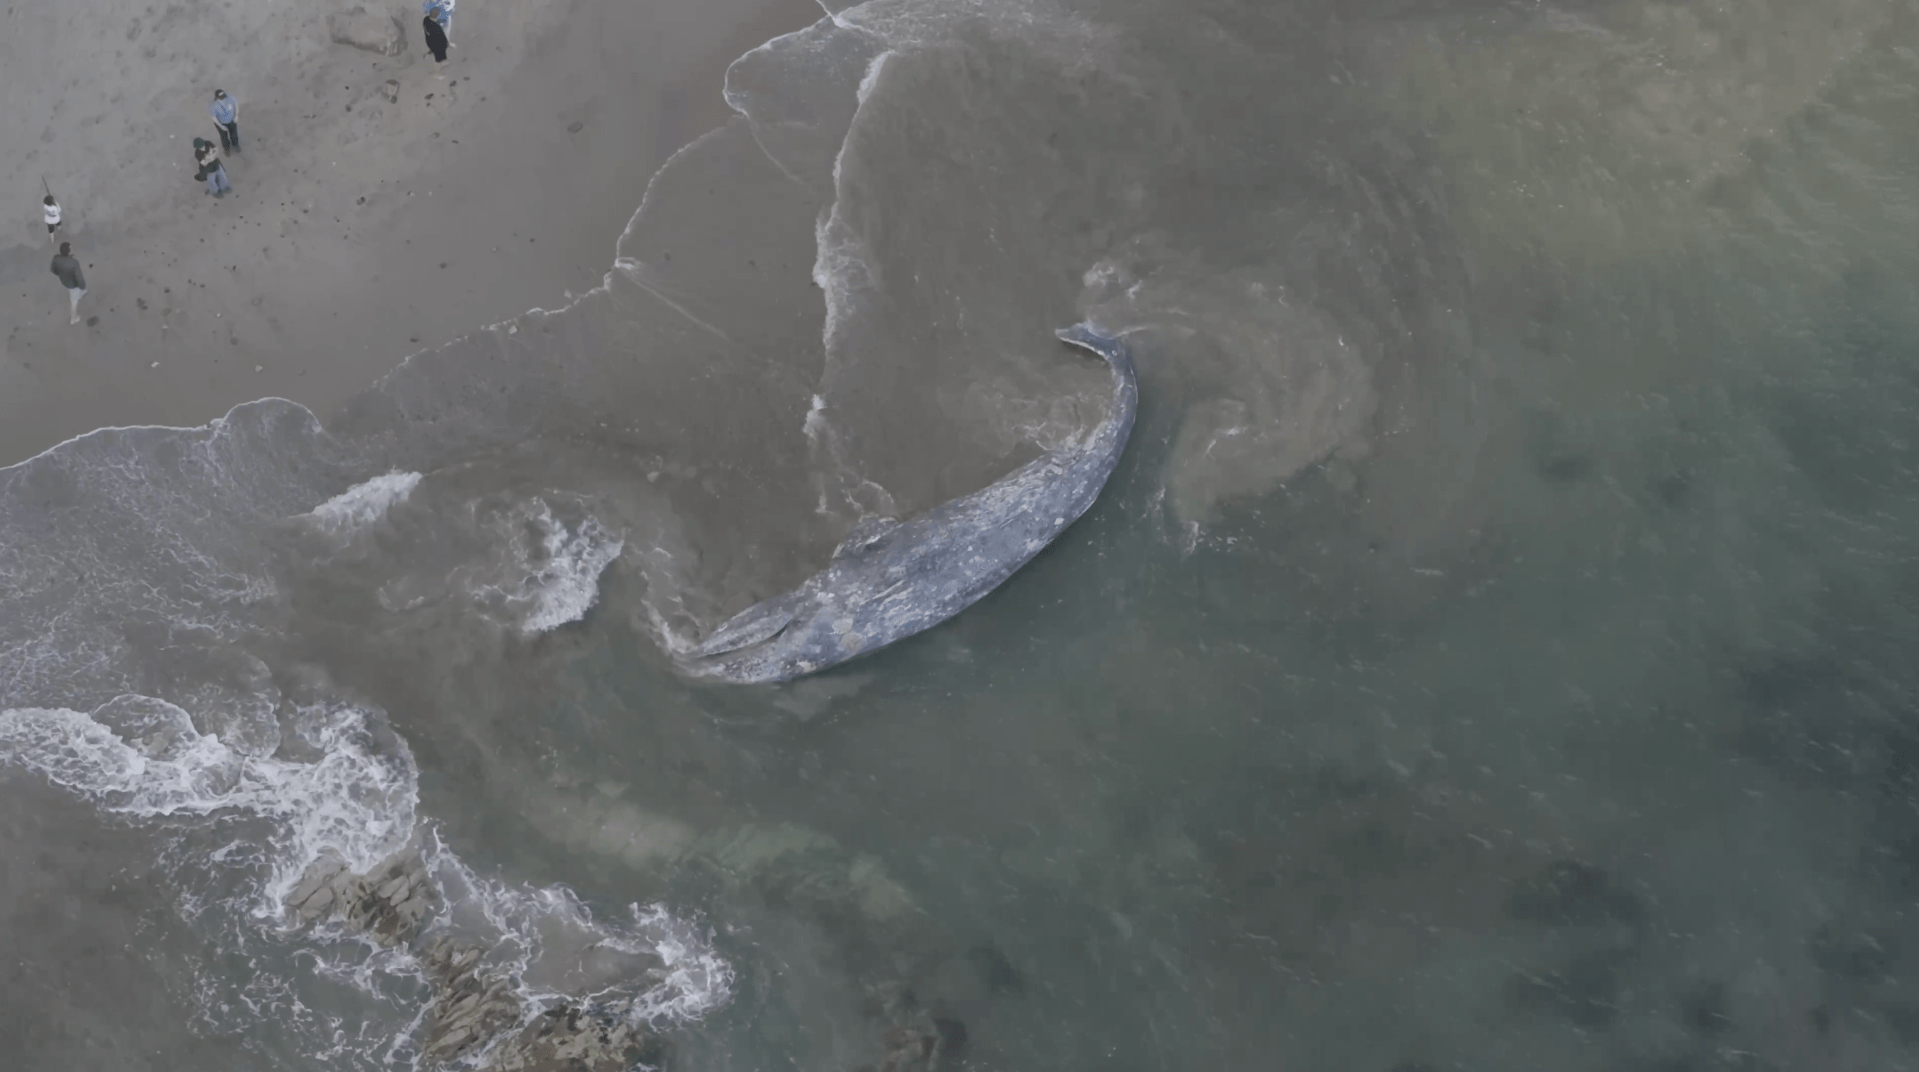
[{"left": 8, "top": 0, "right": 1919, "bottom": 1069}]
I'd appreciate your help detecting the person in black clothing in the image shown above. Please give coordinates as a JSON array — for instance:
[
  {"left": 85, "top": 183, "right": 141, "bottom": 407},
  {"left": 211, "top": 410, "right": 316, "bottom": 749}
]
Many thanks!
[
  {"left": 423, "top": 15, "right": 450, "bottom": 63},
  {"left": 50, "top": 241, "right": 86, "bottom": 325},
  {"left": 194, "top": 138, "right": 232, "bottom": 198}
]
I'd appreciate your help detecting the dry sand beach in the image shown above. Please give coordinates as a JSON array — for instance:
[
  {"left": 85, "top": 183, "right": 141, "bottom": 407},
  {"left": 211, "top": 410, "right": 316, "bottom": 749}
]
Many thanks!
[{"left": 0, "top": 0, "right": 823, "bottom": 466}]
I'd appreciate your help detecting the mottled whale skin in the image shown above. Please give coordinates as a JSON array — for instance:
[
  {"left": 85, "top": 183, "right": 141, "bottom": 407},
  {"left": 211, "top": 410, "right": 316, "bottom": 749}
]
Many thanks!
[{"left": 681, "top": 323, "right": 1138, "bottom": 684}]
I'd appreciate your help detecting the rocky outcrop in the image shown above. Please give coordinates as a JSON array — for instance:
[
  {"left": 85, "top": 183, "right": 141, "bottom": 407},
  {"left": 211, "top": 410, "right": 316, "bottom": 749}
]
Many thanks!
[
  {"left": 282, "top": 825, "right": 963, "bottom": 1072},
  {"left": 414, "top": 936, "right": 534, "bottom": 1067},
  {"left": 286, "top": 847, "right": 436, "bottom": 944},
  {"left": 478, "top": 1001, "right": 660, "bottom": 1072},
  {"left": 415, "top": 936, "right": 659, "bottom": 1072},
  {"left": 284, "top": 844, "right": 657, "bottom": 1072},
  {"left": 326, "top": 5, "right": 408, "bottom": 57},
  {"left": 857, "top": 983, "right": 968, "bottom": 1072}
]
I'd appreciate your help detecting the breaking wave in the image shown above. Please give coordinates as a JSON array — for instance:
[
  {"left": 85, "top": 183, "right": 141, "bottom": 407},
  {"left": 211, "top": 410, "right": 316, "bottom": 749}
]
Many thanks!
[
  {"left": 307, "top": 471, "right": 425, "bottom": 540},
  {"left": 0, "top": 691, "right": 731, "bottom": 1067},
  {"left": 482, "top": 498, "right": 625, "bottom": 637},
  {"left": 0, "top": 697, "right": 415, "bottom": 915}
]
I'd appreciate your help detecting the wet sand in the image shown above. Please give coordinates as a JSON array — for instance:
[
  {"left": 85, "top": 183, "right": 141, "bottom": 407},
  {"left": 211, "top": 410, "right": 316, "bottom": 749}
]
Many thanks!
[
  {"left": 0, "top": 1, "right": 821, "bottom": 1065},
  {"left": 0, "top": 0, "right": 825, "bottom": 467}
]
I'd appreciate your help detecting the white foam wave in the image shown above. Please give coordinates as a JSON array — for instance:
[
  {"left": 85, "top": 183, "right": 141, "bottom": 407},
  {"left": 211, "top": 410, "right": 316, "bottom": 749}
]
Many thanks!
[
  {"left": 429, "top": 842, "right": 736, "bottom": 1029},
  {"left": 624, "top": 903, "right": 737, "bottom": 1024},
  {"left": 306, "top": 471, "right": 423, "bottom": 537},
  {"left": 0, "top": 696, "right": 417, "bottom": 919},
  {"left": 364, "top": 493, "right": 625, "bottom": 635},
  {"left": 803, "top": 393, "right": 829, "bottom": 445},
  {"left": 855, "top": 46, "right": 895, "bottom": 103},
  {"left": 0, "top": 691, "right": 733, "bottom": 1060},
  {"left": 811, "top": 49, "right": 897, "bottom": 358},
  {"left": 509, "top": 502, "right": 625, "bottom": 635}
]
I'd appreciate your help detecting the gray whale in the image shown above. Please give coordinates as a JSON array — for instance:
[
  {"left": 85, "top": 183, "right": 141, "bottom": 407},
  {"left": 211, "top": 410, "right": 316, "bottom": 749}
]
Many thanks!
[{"left": 680, "top": 322, "right": 1138, "bottom": 684}]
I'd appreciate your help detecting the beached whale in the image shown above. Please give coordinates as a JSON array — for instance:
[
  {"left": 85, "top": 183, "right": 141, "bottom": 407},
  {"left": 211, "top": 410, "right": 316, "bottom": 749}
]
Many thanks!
[{"left": 680, "top": 322, "right": 1138, "bottom": 684}]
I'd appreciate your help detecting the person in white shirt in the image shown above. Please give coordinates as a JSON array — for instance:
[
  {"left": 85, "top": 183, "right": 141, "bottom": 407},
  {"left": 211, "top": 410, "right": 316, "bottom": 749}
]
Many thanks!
[{"left": 43, "top": 195, "right": 62, "bottom": 246}]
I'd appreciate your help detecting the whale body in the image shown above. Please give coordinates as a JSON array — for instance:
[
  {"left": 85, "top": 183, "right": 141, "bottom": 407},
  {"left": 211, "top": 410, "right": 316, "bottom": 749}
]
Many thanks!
[{"left": 680, "top": 322, "right": 1138, "bottom": 684}]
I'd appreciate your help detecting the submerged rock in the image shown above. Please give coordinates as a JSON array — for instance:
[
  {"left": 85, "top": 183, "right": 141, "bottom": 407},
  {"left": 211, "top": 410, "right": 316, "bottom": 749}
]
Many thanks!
[
  {"left": 417, "top": 933, "right": 660, "bottom": 1072},
  {"left": 483, "top": 1003, "right": 660, "bottom": 1072},
  {"left": 284, "top": 846, "right": 659, "bottom": 1071},
  {"left": 849, "top": 982, "right": 967, "bottom": 1072}
]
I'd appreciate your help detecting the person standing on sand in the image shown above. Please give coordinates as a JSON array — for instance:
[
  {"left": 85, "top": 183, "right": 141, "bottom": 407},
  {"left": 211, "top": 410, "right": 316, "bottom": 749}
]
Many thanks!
[
  {"left": 43, "top": 194, "right": 62, "bottom": 245},
  {"left": 211, "top": 89, "right": 240, "bottom": 154},
  {"left": 423, "top": 13, "right": 450, "bottom": 64},
  {"left": 50, "top": 242, "right": 86, "bottom": 325},
  {"left": 194, "top": 138, "right": 232, "bottom": 198}
]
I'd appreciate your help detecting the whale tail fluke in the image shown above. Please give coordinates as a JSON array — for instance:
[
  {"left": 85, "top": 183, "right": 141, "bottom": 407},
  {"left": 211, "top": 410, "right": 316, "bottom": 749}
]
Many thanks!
[{"left": 1055, "top": 322, "right": 1136, "bottom": 379}]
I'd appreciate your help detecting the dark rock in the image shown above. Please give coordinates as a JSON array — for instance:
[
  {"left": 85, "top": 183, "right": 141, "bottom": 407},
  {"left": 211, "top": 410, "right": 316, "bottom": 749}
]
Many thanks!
[
  {"left": 283, "top": 848, "right": 662, "bottom": 1071},
  {"left": 1677, "top": 980, "right": 1729, "bottom": 1035},
  {"left": 1652, "top": 471, "right": 1691, "bottom": 509},
  {"left": 1541, "top": 455, "right": 1594, "bottom": 481},
  {"left": 931, "top": 1017, "right": 966, "bottom": 1056},
  {"left": 1871, "top": 832, "right": 1919, "bottom": 896},
  {"left": 1808, "top": 924, "right": 1896, "bottom": 980},
  {"left": 1504, "top": 950, "right": 1626, "bottom": 1028},
  {"left": 1884, "top": 1002, "right": 1919, "bottom": 1045},
  {"left": 1737, "top": 658, "right": 1866, "bottom": 786},
  {"left": 1506, "top": 859, "right": 1644, "bottom": 927},
  {"left": 966, "top": 942, "right": 1023, "bottom": 994},
  {"left": 412, "top": 933, "right": 662, "bottom": 1071}
]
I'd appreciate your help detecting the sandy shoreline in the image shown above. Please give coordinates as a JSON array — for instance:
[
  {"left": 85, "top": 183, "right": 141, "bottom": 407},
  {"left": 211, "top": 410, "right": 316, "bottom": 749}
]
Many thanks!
[
  {"left": 0, "top": 1, "right": 822, "bottom": 1066},
  {"left": 0, "top": 0, "right": 824, "bottom": 467}
]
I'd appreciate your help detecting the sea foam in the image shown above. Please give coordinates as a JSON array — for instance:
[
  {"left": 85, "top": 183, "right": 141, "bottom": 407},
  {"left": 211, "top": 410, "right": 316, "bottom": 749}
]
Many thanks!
[
  {"left": 0, "top": 697, "right": 417, "bottom": 917},
  {"left": 511, "top": 502, "right": 625, "bottom": 635},
  {"left": 306, "top": 471, "right": 424, "bottom": 538},
  {"left": 0, "top": 692, "right": 733, "bottom": 1059}
]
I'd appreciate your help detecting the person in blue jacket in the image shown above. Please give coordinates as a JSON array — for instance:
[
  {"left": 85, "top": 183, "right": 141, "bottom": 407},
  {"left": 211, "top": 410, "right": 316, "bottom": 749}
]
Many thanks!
[{"left": 211, "top": 89, "right": 240, "bottom": 154}]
